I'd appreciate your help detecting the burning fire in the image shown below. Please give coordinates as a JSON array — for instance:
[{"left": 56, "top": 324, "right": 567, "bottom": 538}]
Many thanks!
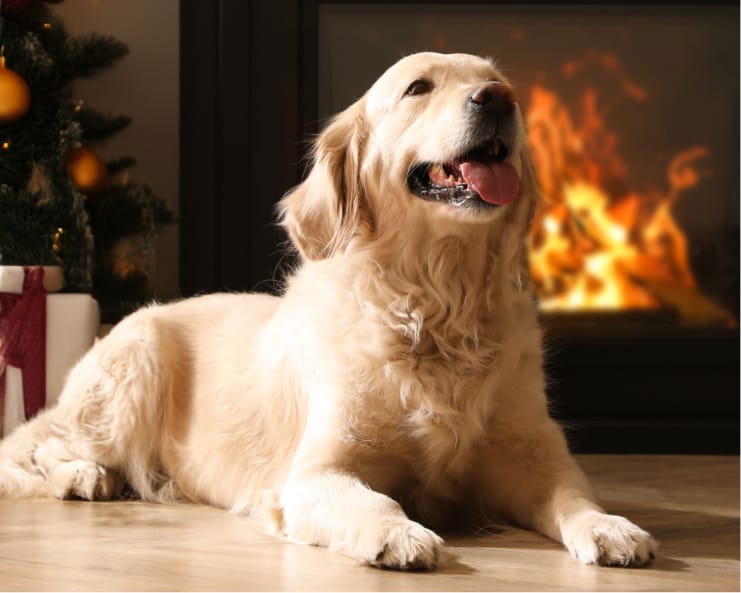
[{"left": 525, "top": 52, "right": 729, "bottom": 324}]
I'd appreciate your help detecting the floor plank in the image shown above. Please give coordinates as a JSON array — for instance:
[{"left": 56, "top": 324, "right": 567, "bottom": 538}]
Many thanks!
[{"left": 0, "top": 455, "right": 737, "bottom": 591}]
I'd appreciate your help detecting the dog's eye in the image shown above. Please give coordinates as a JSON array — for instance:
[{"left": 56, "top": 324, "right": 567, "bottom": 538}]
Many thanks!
[{"left": 404, "top": 79, "right": 433, "bottom": 97}]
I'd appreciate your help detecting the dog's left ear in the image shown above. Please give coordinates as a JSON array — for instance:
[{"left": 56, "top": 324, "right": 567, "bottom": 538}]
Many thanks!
[
  {"left": 504, "top": 139, "right": 543, "bottom": 293},
  {"left": 278, "top": 101, "right": 372, "bottom": 261},
  {"left": 518, "top": 141, "right": 542, "bottom": 231}
]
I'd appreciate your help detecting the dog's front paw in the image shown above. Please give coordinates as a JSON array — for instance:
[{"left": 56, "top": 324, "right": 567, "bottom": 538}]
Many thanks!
[
  {"left": 368, "top": 519, "right": 445, "bottom": 570},
  {"left": 562, "top": 511, "right": 657, "bottom": 567}
]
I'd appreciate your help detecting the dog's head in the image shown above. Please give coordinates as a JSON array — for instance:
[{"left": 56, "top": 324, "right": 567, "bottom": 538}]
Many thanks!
[{"left": 279, "top": 52, "right": 540, "bottom": 261}]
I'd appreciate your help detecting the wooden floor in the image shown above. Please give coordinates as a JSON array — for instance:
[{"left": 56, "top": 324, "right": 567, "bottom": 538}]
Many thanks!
[{"left": 0, "top": 455, "right": 737, "bottom": 591}]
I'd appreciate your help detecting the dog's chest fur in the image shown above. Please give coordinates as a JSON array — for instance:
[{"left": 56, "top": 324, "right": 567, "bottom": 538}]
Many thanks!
[{"left": 345, "top": 243, "right": 538, "bottom": 504}]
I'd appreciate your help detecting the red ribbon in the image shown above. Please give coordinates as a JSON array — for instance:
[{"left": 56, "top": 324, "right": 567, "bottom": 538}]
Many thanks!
[{"left": 0, "top": 266, "right": 47, "bottom": 424}]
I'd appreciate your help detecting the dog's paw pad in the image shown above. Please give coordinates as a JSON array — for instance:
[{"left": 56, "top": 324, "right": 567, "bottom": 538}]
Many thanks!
[
  {"left": 564, "top": 512, "right": 657, "bottom": 567},
  {"left": 369, "top": 520, "right": 445, "bottom": 570}
]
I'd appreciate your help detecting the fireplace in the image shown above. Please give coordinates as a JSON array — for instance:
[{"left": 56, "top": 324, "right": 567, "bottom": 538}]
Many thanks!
[{"left": 179, "top": 0, "right": 739, "bottom": 453}]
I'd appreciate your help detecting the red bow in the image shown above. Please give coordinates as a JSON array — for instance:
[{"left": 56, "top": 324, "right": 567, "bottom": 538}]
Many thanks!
[{"left": 0, "top": 266, "right": 47, "bottom": 425}]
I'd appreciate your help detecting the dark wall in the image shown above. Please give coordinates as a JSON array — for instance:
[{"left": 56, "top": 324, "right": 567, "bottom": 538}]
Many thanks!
[{"left": 180, "top": 0, "right": 305, "bottom": 295}]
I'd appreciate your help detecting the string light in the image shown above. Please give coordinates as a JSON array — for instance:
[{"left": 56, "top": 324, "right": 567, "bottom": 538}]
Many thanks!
[
  {"left": 1, "top": 140, "right": 9, "bottom": 150},
  {"left": 52, "top": 227, "right": 64, "bottom": 253}
]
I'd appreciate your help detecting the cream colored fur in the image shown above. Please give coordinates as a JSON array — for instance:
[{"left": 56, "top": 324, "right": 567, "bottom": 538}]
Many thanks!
[{"left": 0, "top": 52, "right": 656, "bottom": 569}]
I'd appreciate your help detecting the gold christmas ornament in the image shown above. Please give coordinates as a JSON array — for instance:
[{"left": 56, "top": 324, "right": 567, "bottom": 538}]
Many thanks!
[
  {"left": 0, "top": 55, "right": 31, "bottom": 123},
  {"left": 66, "top": 146, "right": 109, "bottom": 193}
]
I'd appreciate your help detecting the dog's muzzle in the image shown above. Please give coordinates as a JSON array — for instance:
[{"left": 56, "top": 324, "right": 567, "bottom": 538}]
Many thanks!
[{"left": 408, "top": 81, "right": 520, "bottom": 209}]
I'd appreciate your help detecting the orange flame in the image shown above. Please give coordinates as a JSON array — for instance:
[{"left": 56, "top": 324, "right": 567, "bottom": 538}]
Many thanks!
[{"left": 526, "top": 53, "right": 730, "bottom": 324}]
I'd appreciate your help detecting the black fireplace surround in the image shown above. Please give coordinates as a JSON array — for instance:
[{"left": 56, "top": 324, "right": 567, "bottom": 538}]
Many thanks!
[{"left": 179, "top": 0, "right": 739, "bottom": 454}]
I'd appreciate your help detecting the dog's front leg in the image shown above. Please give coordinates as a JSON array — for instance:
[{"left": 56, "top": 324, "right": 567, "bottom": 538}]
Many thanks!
[
  {"left": 278, "top": 456, "right": 444, "bottom": 569},
  {"left": 471, "top": 417, "right": 657, "bottom": 567}
]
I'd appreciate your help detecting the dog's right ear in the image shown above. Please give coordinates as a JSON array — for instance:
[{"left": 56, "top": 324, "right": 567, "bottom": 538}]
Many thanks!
[{"left": 278, "top": 101, "right": 372, "bottom": 261}]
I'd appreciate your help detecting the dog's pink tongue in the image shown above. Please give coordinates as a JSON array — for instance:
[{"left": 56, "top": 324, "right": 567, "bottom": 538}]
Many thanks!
[{"left": 459, "top": 161, "right": 519, "bottom": 205}]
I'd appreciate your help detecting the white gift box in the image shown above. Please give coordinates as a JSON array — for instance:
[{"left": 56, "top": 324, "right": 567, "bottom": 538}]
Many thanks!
[{"left": 1, "top": 267, "right": 99, "bottom": 437}]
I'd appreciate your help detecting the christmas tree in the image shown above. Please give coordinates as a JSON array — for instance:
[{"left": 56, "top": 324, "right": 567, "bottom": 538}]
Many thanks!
[{"left": 0, "top": 0, "right": 173, "bottom": 323}]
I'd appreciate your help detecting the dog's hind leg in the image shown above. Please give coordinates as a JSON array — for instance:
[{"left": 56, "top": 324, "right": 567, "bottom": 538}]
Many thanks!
[
  {"left": 0, "top": 413, "right": 53, "bottom": 498},
  {"left": 0, "top": 309, "right": 179, "bottom": 502},
  {"left": 0, "top": 412, "right": 123, "bottom": 501},
  {"left": 0, "top": 372, "right": 126, "bottom": 501},
  {"left": 0, "top": 406, "right": 117, "bottom": 500},
  {"left": 31, "top": 435, "right": 124, "bottom": 500}
]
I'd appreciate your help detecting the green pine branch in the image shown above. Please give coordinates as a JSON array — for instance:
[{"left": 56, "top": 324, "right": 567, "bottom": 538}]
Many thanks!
[
  {"left": 74, "top": 107, "right": 131, "bottom": 143},
  {"left": 0, "top": 186, "right": 59, "bottom": 265},
  {"left": 59, "top": 34, "right": 128, "bottom": 83}
]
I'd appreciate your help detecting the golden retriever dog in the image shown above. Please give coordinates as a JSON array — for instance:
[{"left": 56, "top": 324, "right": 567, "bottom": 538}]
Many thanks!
[{"left": 0, "top": 52, "right": 656, "bottom": 569}]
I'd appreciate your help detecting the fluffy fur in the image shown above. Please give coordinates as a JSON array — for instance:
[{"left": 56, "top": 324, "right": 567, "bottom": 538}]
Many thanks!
[{"left": 0, "top": 52, "right": 656, "bottom": 569}]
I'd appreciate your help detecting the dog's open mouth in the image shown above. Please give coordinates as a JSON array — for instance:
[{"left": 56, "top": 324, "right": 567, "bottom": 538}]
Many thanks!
[{"left": 408, "top": 139, "right": 520, "bottom": 208}]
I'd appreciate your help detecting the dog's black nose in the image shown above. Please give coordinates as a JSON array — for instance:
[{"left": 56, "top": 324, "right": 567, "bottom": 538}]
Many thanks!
[{"left": 468, "top": 82, "right": 516, "bottom": 117}]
